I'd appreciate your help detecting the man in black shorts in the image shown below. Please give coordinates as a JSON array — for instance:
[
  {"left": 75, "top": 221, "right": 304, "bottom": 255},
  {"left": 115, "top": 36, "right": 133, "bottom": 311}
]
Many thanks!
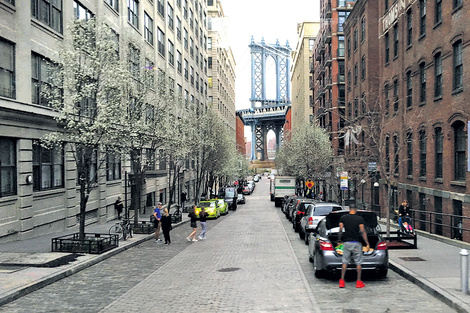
[{"left": 338, "top": 206, "right": 370, "bottom": 288}]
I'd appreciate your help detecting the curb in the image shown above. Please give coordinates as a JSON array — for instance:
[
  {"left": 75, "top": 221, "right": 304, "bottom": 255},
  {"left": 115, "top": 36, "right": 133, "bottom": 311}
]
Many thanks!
[
  {"left": 389, "top": 260, "right": 470, "bottom": 313},
  {"left": 0, "top": 219, "right": 189, "bottom": 307}
]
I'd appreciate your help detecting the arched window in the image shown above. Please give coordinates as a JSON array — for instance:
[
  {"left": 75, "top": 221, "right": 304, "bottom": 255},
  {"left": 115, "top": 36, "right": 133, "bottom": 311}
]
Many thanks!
[
  {"left": 434, "top": 127, "right": 443, "bottom": 178},
  {"left": 453, "top": 121, "right": 466, "bottom": 180}
]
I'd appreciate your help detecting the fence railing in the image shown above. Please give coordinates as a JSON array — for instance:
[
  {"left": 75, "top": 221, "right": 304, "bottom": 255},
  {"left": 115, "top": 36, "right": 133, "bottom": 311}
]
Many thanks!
[{"left": 409, "top": 209, "right": 468, "bottom": 241}]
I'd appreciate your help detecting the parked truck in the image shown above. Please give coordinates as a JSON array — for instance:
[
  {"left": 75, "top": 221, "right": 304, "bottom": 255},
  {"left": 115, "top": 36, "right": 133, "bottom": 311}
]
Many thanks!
[{"left": 273, "top": 176, "right": 296, "bottom": 207}]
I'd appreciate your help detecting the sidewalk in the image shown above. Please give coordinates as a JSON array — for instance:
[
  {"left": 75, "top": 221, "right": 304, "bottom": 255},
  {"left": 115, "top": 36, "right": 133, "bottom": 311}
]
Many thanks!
[
  {"left": 381, "top": 220, "right": 470, "bottom": 313},
  {"left": 0, "top": 214, "right": 189, "bottom": 306}
]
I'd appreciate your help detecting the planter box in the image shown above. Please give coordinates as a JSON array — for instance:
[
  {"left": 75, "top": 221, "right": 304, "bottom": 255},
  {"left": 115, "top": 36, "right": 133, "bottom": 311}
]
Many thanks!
[
  {"left": 51, "top": 233, "right": 118, "bottom": 254},
  {"left": 132, "top": 221, "right": 154, "bottom": 234}
]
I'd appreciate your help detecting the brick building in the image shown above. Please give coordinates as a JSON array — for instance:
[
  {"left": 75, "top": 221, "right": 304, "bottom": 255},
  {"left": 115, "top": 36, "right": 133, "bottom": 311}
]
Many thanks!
[
  {"left": 235, "top": 112, "right": 246, "bottom": 156},
  {"left": 344, "top": 0, "right": 470, "bottom": 241},
  {"left": 343, "top": 0, "right": 380, "bottom": 209},
  {"left": 311, "top": 0, "right": 356, "bottom": 202}
]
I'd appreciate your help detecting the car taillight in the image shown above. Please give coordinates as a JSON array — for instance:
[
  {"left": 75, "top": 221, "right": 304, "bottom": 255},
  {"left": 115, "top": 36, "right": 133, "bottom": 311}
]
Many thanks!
[
  {"left": 319, "top": 240, "right": 334, "bottom": 251},
  {"left": 296, "top": 211, "right": 304, "bottom": 215},
  {"left": 377, "top": 241, "right": 387, "bottom": 250},
  {"left": 308, "top": 217, "right": 313, "bottom": 225}
]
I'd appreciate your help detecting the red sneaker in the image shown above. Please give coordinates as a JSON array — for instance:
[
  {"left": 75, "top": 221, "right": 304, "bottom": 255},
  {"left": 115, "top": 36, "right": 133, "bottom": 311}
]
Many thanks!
[
  {"left": 356, "top": 280, "right": 365, "bottom": 288},
  {"left": 339, "top": 279, "right": 345, "bottom": 288}
]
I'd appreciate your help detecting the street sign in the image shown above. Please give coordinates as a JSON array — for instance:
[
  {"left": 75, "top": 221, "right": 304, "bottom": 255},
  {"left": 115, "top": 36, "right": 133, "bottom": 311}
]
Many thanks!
[
  {"left": 305, "top": 180, "right": 314, "bottom": 189},
  {"left": 340, "top": 171, "right": 348, "bottom": 190},
  {"left": 234, "top": 181, "right": 238, "bottom": 185}
]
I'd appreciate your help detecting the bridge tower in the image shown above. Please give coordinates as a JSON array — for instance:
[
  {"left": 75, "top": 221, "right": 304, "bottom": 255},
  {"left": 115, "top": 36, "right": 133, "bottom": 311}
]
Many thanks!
[{"left": 238, "top": 37, "right": 291, "bottom": 161}]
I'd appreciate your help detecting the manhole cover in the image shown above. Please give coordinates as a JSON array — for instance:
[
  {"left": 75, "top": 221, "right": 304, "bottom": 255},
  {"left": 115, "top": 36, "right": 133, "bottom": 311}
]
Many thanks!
[
  {"left": 218, "top": 267, "right": 240, "bottom": 272},
  {"left": 399, "top": 256, "right": 426, "bottom": 261}
]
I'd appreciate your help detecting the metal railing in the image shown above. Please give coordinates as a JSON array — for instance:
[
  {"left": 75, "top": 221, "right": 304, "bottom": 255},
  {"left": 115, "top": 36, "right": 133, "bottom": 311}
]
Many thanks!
[{"left": 409, "top": 209, "right": 468, "bottom": 241}]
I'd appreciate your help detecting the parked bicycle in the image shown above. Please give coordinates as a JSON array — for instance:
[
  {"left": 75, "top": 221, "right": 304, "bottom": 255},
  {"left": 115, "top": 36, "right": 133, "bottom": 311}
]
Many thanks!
[{"left": 109, "top": 217, "right": 133, "bottom": 240}]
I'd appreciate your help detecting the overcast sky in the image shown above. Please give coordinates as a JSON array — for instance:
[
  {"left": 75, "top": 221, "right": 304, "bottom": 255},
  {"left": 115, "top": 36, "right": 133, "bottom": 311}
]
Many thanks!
[{"left": 219, "top": 0, "right": 321, "bottom": 110}]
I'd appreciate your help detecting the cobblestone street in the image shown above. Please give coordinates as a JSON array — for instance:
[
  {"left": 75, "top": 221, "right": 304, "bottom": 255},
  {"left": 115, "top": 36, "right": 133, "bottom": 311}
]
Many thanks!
[{"left": 0, "top": 179, "right": 455, "bottom": 312}]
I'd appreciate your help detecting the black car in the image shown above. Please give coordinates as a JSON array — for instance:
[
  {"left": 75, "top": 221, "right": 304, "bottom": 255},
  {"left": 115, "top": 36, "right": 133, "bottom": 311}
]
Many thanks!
[
  {"left": 292, "top": 199, "right": 318, "bottom": 232},
  {"left": 221, "top": 187, "right": 238, "bottom": 211}
]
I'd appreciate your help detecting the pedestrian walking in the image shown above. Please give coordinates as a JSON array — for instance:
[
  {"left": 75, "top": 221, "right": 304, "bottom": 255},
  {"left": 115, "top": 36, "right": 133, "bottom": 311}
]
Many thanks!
[
  {"left": 186, "top": 205, "right": 198, "bottom": 242},
  {"left": 161, "top": 208, "right": 172, "bottom": 245},
  {"left": 337, "top": 205, "right": 370, "bottom": 288},
  {"left": 114, "top": 197, "right": 124, "bottom": 220},
  {"left": 153, "top": 202, "right": 163, "bottom": 243},
  {"left": 198, "top": 207, "right": 209, "bottom": 240}
]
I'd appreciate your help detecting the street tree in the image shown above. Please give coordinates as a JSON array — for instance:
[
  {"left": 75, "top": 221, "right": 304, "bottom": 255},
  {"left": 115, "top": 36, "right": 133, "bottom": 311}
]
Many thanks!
[
  {"left": 276, "top": 121, "right": 333, "bottom": 182},
  {"left": 41, "top": 18, "right": 124, "bottom": 239}
]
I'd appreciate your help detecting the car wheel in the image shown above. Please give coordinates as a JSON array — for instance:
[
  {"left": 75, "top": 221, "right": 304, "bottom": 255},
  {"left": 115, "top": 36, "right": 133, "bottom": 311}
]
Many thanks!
[
  {"left": 304, "top": 232, "right": 309, "bottom": 245},
  {"left": 299, "top": 229, "right": 305, "bottom": 240},
  {"left": 313, "top": 263, "right": 324, "bottom": 278},
  {"left": 308, "top": 255, "right": 314, "bottom": 263}
]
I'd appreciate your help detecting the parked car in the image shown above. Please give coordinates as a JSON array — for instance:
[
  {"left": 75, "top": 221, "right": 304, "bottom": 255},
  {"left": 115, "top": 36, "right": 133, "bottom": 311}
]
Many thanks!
[
  {"left": 308, "top": 210, "right": 388, "bottom": 278},
  {"left": 195, "top": 201, "right": 220, "bottom": 219},
  {"left": 281, "top": 195, "right": 297, "bottom": 215},
  {"left": 242, "top": 185, "right": 253, "bottom": 195},
  {"left": 215, "top": 199, "right": 228, "bottom": 215},
  {"left": 292, "top": 199, "right": 319, "bottom": 232},
  {"left": 300, "top": 202, "right": 343, "bottom": 244},
  {"left": 237, "top": 193, "right": 246, "bottom": 204},
  {"left": 221, "top": 187, "right": 238, "bottom": 211},
  {"left": 283, "top": 196, "right": 300, "bottom": 218},
  {"left": 253, "top": 175, "right": 259, "bottom": 182},
  {"left": 247, "top": 180, "right": 255, "bottom": 191}
]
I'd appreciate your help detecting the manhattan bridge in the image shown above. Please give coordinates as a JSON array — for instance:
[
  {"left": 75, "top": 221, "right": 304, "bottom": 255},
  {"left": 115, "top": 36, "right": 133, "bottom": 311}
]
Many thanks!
[{"left": 237, "top": 37, "right": 291, "bottom": 161}]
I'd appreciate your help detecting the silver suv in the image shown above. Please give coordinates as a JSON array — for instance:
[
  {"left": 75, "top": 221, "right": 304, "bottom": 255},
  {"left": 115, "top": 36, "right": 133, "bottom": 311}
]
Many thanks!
[{"left": 299, "top": 202, "right": 343, "bottom": 244}]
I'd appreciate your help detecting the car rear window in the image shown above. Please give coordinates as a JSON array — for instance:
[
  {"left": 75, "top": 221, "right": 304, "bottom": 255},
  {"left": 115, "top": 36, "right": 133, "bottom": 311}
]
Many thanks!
[
  {"left": 313, "top": 206, "right": 341, "bottom": 216},
  {"left": 225, "top": 190, "right": 235, "bottom": 197}
]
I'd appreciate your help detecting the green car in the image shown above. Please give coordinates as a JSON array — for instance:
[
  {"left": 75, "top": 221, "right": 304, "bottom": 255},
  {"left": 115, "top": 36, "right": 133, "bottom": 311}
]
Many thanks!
[
  {"left": 215, "top": 199, "right": 228, "bottom": 215},
  {"left": 195, "top": 201, "right": 220, "bottom": 219}
]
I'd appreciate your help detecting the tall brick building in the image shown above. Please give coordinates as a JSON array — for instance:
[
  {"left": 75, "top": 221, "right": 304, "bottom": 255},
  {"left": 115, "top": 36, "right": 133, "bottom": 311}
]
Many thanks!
[
  {"left": 343, "top": 0, "right": 470, "bottom": 241},
  {"left": 311, "top": 0, "right": 356, "bottom": 202}
]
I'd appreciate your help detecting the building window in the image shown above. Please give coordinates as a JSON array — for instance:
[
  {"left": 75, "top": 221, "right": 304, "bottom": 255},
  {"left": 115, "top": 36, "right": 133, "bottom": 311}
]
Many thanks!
[
  {"left": 144, "top": 13, "right": 154, "bottom": 45},
  {"left": 128, "top": 44, "right": 140, "bottom": 77},
  {"left": 353, "top": 28, "right": 358, "bottom": 50},
  {"left": 453, "top": 40, "right": 463, "bottom": 91},
  {"left": 31, "top": 0, "right": 63, "bottom": 33},
  {"left": 361, "top": 55, "right": 366, "bottom": 80},
  {"left": 190, "top": 66, "right": 194, "bottom": 85},
  {"left": 419, "top": 62, "right": 426, "bottom": 104},
  {"left": 190, "top": 37, "right": 194, "bottom": 57},
  {"left": 407, "top": 9, "right": 412, "bottom": 46},
  {"left": 435, "top": 0, "right": 442, "bottom": 24},
  {"left": 385, "top": 0, "right": 389, "bottom": 11},
  {"left": 347, "top": 37, "right": 351, "bottom": 58},
  {"left": 393, "top": 24, "right": 399, "bottom": 58},
  {"left": 435, "top": 127, "right": 443, "bottom": 179},
  {"left": 105, "top": 0, "right": 118, "bottom": 11},
  {"left": 73, "top": 1, "right": 93, "bottom": 20},
  {"left": 385, "top": 136, "right": 390, "bottom": 173},
  {"left": 157, "top": 0, "right": 164, "bottom": 16},
  {"left": 309, "top": 39, "right": 314, "bottom": 51},
  {"left": 176, "top": 17, "right": 182, "bottom": 41},
  {"left": 393, "top": 80, "right": 399, "bottom": 114},
  {"left": 208, "top": 56, "right": 212, "bottom": 68},
  {"left": 128, "top": 0, "right": 139, "bottom": 28},
  {"left": 145, "top": 149, "right": 155, "bottom": 171},
  {"left": 453, "top": 0, "right": 462, "bottom": 10},
  {"left": 384, "top": 84, "right": 389, "bottom": 115},
  {"left": 347, "top": 70, "right": 351, "bottom": 91},
  {"left": 183, "top": 28, "right": 188, "bottom": 50},
  {"left": 407, "top": 131, "right": 413, "bottom": 176},
  {"left": 0, "top": 39, "right": 15, "bottom": 99},
  {"left": 354, "top": 63, "right": 358, "bottom": 85},
  {"left": 31, "top": 53, "right": 62, "bottom": 107},
  {"left": 406, "top": 71, "right": 412, "bottom": 108},
  {"left": 157, "top": 27, "right": 165, "bottom": 56},
  {"left": 184, "top": 59, "right": 188, "bottom": 79},
  {"left": 0, "top": 138, "right": 16, "bottom": 197},
  {"left": 168, "top": 40, "right": 174, "bottom": 66},
  {"left": 208, "top": 37, "right": 212, "bottom": 49},
  {"left": 183, "top": 0, "right": 188, "bottom": 19},
  {"left": 393, "top": 134, "right": 399, "bottom": 175},
  {"left": 105, "top": 150, "right": 121, "bottom": 180},
  {"left": 177, "top": 50, "right": 182, "bottom": 73},
  {"left": 434, "top": 53, "right": 442, "bottom": 98},
  {"left": 360, "top": 16, "right": 365, "bottom": 42},
  {"left": 189, "top": 8, "right": 193, "bottom": 29},
  {"left": 167, "top": 3, "right": 174, "bottom": 29},
  {"left": 419, "top": 0, "right": 426, "bottom": 37},
  {"left": 33, "top": 143, "right": 64, "bottom": 191},
  {"left": 419, "top": 130, "right": 427, "bottom": 177},
  {"left": 454, "top": 121, "right": 466, "bottom": 181},
  {"left": 384, "top": 32, "right": 389, "bottom": 64}
]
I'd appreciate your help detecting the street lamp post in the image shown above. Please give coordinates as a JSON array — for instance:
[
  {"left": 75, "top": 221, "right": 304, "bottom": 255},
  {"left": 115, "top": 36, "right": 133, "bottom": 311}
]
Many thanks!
[{"left": 360, "top": 179, "right": 366, "bottom": 209}]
